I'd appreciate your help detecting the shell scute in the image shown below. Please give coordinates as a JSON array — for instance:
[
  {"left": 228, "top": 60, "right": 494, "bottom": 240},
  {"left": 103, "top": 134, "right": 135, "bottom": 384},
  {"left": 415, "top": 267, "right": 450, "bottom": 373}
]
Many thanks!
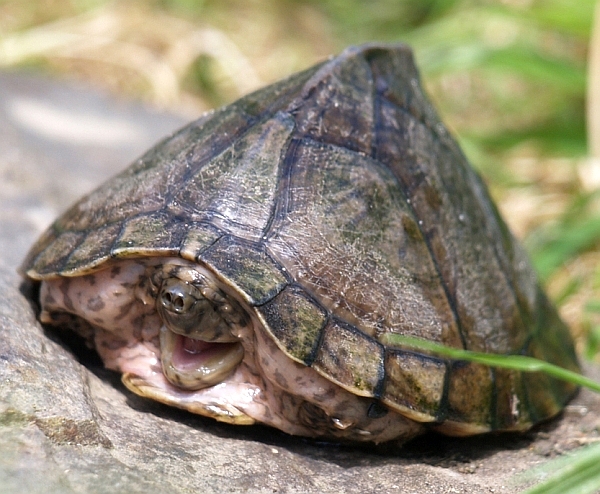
[
  {"left": 257, "top": 286, "right": 327, "bottom": 364},
  {"left": 525, "top": 314, "right": 580, "bottom": 416},
  {"left": 313, "top": 320, "right": 384, "bottom": 398},
  {"left": 520, "top": 369, "right": 564, "bottom": 425},
  {"left": 61, "top": 223, "right": 122, "bottom": 275},
  {"left": 111, "top": 212, "right": 187, "bottom": 258},
  {"left": 445, "top": 361, "right": 494, "bottom": 431},
  {"left": 290, "top": 48, "right": 374, "bottom": 154},
  {"left": 29, "top": 231, "right": 85, "bottom": 278},
  {"left": 171, "top": 113, "right": 294, "bottom": 241},
  {"left": 178, "top": 222, "right": 222, "bottom": 262},
  {"left": 374, "top": 94, "right": 532, "bottom": 355},
  {"left": 382, "top": 350, "right": 446, "bottom": 422},
  {"left": 266, "top": 137, "right": 461, "bottom": 348},
  {"left": 367, "top": 45, "right": 441, "bottom": 133},
  {"left": 200, "top": 236, "right": 288, "bottom": 306},
  {"left": 493, "top": 368, "right": 533, "bottom": 431}
]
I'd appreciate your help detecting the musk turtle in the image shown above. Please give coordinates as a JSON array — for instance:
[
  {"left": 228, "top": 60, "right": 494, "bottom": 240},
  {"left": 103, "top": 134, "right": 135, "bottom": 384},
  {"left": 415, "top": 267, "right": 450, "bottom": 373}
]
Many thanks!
[{"left": 21, "top": 44, "right": 579, "bottom": 444}]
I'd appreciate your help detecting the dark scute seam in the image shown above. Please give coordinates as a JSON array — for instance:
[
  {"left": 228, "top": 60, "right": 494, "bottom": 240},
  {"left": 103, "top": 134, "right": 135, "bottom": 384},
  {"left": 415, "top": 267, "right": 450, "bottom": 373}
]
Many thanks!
[
  {"left": 109, "top": 218, "right": 131, "bottom": 259},
  {"left": 373, "top": 352, "right": 386, "bottom": 401},
  {"left": 262, "top": 136, "right": 302, "bottom": 242},
  {"left": 293, "top": 283, "right": 330, "bottom": 367},
  {"left": 489, "top": 367, "right": 499, "bottom": 431},
  {"left": 177, "top": 112, "right": 258, "bottom": 192},
  {"left": 259, "top": 116, "right": 296, "bottom": 242},
  {"left": 165, "top": 213, "right": 190, "bottom": 253},
  {"left": 304, "top": 313, "right": 329, "bottom": 368},
  {"left": 368, "top": 57, "right": 532, "bottom": 357},
  {"left": 52, "top": 230, "right": 87, "bottom": 275},
  {"left": 370, "top": 79, "right": 467, "bottom": 350},
  {"left": 436, "top": 360, "right": 451, "bottom": 423}
]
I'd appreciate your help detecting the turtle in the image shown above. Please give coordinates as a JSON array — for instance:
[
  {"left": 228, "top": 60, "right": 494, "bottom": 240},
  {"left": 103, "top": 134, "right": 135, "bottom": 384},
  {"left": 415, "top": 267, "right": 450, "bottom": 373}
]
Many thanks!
[{"left": 21, "top": 43, "right": 579, "bottom": 444}]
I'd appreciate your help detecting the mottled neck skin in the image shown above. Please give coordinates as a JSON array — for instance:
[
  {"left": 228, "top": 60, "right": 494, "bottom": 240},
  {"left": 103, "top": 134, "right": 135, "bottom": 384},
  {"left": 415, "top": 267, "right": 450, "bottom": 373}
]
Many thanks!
[{"left": 39, "top": 257, "right": 422, "bottom": 444}]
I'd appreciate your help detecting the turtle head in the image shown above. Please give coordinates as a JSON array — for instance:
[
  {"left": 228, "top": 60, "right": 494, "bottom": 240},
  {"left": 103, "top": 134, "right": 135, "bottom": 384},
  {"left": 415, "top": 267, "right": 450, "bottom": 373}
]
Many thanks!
[{"left": 152, "top": 267, "right": 246, "bottom": 390}]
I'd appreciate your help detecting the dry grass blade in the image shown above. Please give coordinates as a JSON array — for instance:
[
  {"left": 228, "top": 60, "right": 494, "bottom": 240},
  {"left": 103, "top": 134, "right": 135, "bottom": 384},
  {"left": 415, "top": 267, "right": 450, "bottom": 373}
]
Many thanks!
[{"left": 0, "top": 3, "right": 260, "bottom": 108}]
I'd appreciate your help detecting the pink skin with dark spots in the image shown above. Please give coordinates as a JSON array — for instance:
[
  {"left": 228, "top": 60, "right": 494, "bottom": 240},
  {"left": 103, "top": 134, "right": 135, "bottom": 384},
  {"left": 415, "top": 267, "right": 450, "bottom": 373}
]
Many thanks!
[{"left": 39, "top": 258, "right": 422, "bottom": 443}]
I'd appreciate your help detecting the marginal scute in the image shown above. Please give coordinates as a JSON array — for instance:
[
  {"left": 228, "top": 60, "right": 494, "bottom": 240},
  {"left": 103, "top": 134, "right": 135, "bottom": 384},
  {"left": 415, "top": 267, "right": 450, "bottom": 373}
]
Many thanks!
[
  {"left": 200, "top": 236, "right": 288, "bottom": 306},
  {"left": 313, "top": 320, "right": 384, "bottom": 397},
  {"left": 111, "top": 213, "right": 187, "bottom": 258},
  {"left": 445, "top": 361, "right": 493, "bottom": 429},
  {"left": 493, "top": 368, "right": 532, "bottom": 431},
  {"left": 382, "top": 350, "right": 446, "bottom": 422},
  {"left": 178, "top": 222, "right": 222, "bottom": 262},
  {"left": 257, "top": 286, "right": 327, "bottom": 363},
  {"left": 61, "top": 223, "right": 122, "bottom": 275},
  {"left": 30, "top": 231, "right": 84, "bottom": 279},
  {"left": 521, "top": 369, "right": 563, "bottom": 425},
  {"left": 525, "top": 328, "right": 578, "bottom": 421},
  {"left": 20, "top": 226, "right": 59, "bottom": 278}
]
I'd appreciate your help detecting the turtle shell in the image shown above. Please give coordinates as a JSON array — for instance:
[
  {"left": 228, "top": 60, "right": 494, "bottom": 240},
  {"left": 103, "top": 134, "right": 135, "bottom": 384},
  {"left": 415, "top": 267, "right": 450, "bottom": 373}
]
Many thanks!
[{"left": 22, "top": 44, "right": 579, "bottom": 433}]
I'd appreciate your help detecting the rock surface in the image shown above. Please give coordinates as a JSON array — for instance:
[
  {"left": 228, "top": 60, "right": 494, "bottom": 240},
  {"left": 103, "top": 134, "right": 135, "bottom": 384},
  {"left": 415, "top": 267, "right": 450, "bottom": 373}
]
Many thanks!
[{"left": 1, "top": 70, "right": 598, "bottom": 493}]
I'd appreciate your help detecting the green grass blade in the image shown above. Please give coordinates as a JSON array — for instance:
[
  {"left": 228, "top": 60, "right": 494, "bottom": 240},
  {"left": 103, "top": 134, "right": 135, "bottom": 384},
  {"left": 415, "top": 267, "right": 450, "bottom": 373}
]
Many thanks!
[
  {"left": 381, "top": 334, "right": 600, "bottom": 392},
  {"left": 520, "top": 443, "right": 600, "bottom": 494},
  {"left": 529, "top": 215, "right": 600, "bottom": 281},
  {"left": 585, "top": 300, "right": 600, "bottom": 313},
  {"left": 484, "top": 46, "right": 586, "bottom": 94}
]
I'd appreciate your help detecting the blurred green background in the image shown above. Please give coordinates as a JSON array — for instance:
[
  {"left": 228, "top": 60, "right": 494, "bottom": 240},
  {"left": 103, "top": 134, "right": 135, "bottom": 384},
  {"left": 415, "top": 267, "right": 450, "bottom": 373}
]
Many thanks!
[{"left": 0, "top": 0, "right": 598, "bottom": 357}]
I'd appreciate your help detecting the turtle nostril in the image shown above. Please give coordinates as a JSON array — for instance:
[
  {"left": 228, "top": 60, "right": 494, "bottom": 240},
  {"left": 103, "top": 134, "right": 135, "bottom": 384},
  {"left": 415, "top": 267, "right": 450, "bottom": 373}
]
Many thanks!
[
  {"left": 162, "top": 292, "right": 173, "bottom": 307},
  {"left": 160, "top": 285, "right": 191, "bottom": 314},
  {"left": 173, "top": 296, "right": 184, "bottom": 311}
]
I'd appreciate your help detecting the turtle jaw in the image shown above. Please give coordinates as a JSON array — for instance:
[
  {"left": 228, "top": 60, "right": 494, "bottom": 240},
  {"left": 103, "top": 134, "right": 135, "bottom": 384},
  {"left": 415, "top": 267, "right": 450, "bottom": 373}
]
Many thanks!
[{"left": 159, "top": 325, "right": 244, "bottom": 391}]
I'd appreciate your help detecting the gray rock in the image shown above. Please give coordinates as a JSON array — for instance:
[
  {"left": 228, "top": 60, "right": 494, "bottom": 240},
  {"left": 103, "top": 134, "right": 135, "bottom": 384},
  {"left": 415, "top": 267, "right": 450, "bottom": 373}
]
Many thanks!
[
  {"left": 1, "top": 70, "right": 598, "bottom": 493},
  {"left": 0, "top": 71, "right": 186, "bottom": 273}
]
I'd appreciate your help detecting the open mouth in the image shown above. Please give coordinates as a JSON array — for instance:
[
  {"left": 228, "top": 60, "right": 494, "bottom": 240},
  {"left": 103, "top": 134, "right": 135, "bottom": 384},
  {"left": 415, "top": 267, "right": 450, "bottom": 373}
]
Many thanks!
[{"left": 160, "top": 327, "right": 244, "bottom": 390}]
